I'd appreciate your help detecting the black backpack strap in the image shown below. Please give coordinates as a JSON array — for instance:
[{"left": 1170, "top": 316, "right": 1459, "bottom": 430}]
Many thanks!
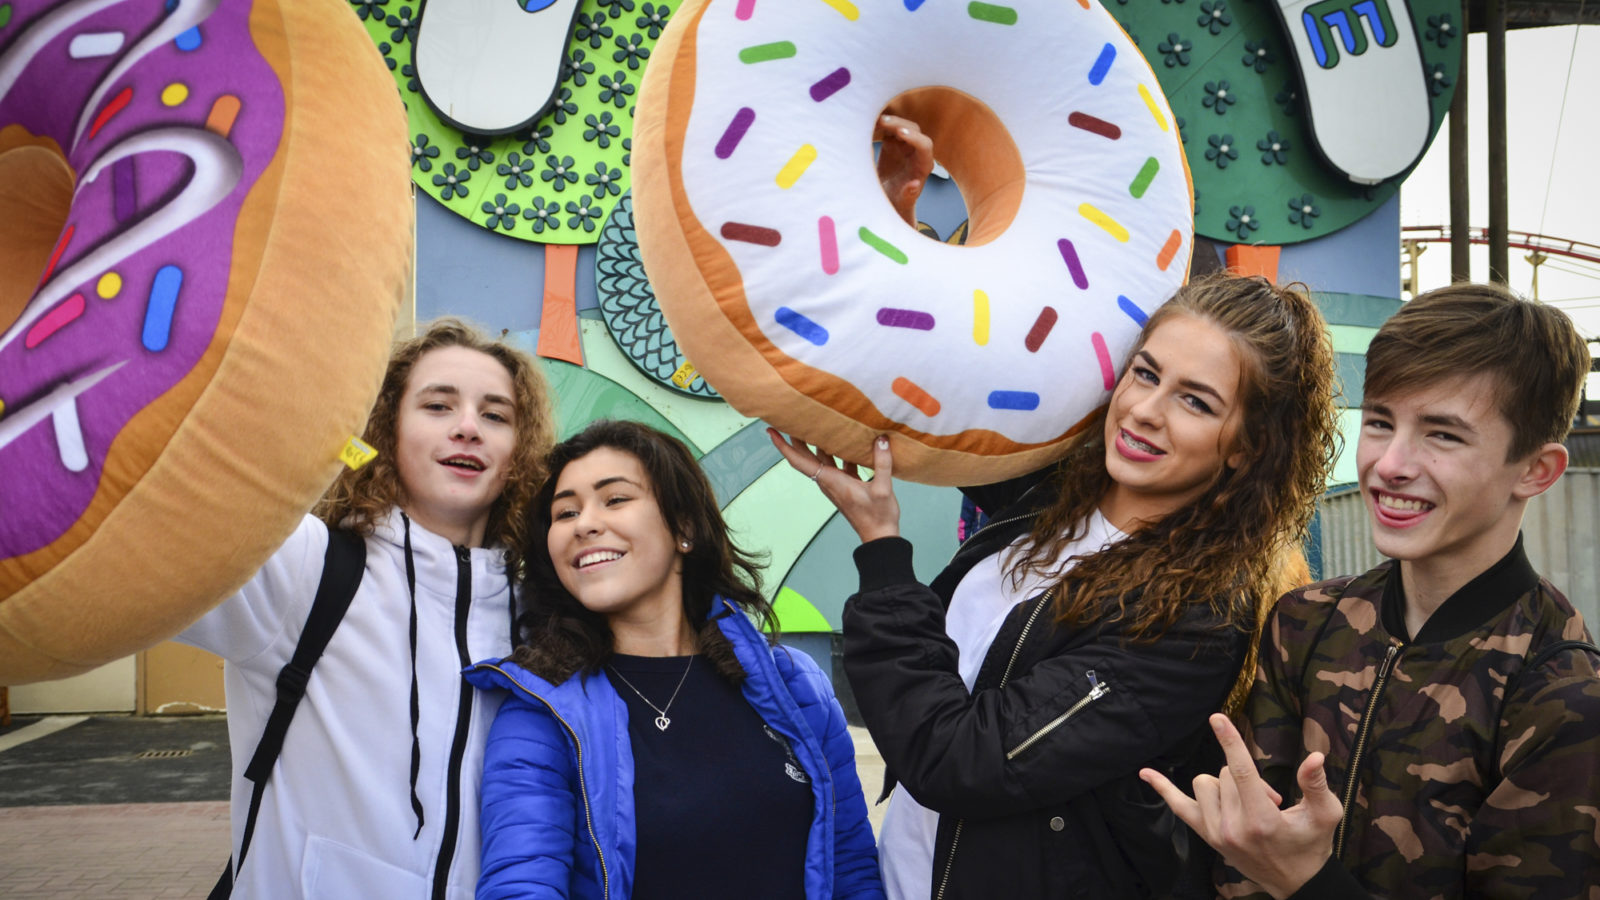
[
  {"left": 209, "top": 527, "right": 366, "bottom": 899},
  {"left": 1488, "top": 638, "right": 1600, "bottom": 784}
]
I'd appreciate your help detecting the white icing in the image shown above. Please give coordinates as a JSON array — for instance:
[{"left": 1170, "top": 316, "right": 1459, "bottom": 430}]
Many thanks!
[{"left": 0, "top": 361, "right": 125, "bottom": 460}]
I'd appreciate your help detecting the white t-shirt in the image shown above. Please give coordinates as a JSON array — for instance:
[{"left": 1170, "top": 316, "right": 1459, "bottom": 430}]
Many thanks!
[{"left": 878, "top": 510, "right": 1124, "bottom": 900}]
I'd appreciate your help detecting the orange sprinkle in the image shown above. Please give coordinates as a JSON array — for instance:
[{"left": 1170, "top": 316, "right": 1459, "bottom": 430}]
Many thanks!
[
  {"left": 892, "top": 377, "right": 941, "bottom": 417},
  {"left": 1156, "top": 229, "right": 1183, "bottom": 271},
  {"left": 205, "top": 95, "right": 241, "bottom": 137}
]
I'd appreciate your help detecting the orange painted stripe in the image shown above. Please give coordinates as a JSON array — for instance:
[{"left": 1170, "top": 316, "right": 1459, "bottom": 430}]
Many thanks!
[
  {"left": 1156, "top": 229, "right": 1183, "bottom": 271},
  {"left": 205, "top": 94, "right": 241, "bottom": 137},
  {"left": 537, "top": 244, "right": 584, "bottom": 365},
  {"left": 892, "top": 376, "right": 940, "bottom": 417}
]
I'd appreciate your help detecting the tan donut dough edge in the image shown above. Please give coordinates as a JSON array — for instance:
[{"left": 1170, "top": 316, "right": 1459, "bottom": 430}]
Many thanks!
[{"left": 0, "top": 0, "right": 411, "bottom": 684}]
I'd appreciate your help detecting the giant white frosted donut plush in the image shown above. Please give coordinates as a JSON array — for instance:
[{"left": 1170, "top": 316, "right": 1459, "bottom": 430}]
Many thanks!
[
  {"left": 0, "top": 0, "right": 411, "bottom": 682},
  {"left": 634, "top": 0, "right": 1193, "bottom": 486}
]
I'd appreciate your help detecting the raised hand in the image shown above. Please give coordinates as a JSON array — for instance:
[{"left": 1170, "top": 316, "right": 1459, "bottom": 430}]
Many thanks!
[
  {"left": 766, "top": 429, "right": 901, "bottom": 543},
  {"left": 873, "top": 114, "right": 934, "bottom": 228}
]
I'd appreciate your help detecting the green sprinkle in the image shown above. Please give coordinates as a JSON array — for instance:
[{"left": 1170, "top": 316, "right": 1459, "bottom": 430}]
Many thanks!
[
  {"left": 0, "top": 4, "right": 12, "bottom": 28},
  {"left": 739, "top": 41, "right": 797, "bottom": 64},
  {"left": 859, "top": 227, "right": 908, "bottom": 264},
  {"left": 1129, "top": 157, "right": 1160, "bottom": 198},
  {"left": 967, "top": 2, "right": 1017, "bottom": 25}
]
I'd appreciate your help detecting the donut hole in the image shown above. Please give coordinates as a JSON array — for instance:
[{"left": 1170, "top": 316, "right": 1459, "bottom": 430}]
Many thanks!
[
  {"left": 0, "top": 136, "right": 74, "bottom": 335},
  {"left": 878, "top": 87, "right": 1023, "bottom": 248}
]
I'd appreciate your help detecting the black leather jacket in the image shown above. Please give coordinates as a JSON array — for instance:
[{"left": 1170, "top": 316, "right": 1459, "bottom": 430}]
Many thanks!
[{"left": 843, "top": 470, "right": 1246, "bottom": 899}]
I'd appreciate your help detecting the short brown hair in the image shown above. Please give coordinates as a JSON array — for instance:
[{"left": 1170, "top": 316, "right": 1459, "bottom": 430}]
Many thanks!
[
  {"left": 316, "top": 318, "right": 556, "bottom": 573},
  {"left": 1365, "top": 283, "right": 1590, "bottom": 461}
]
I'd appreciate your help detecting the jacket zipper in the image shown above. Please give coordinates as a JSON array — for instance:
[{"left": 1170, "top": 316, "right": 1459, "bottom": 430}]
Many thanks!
[
  {"left": 1332, "top": 642, "right": 1400, "bottom": 859},
  {"left": 479, "top": 663, "right": 611, "bottom": 899},
  {"left": 935, "top": 587, "right": 1056, "bottom": 900},
  {"left": 1005, "top": 670, "right": 1110, "bottom": 760},
  {"left": 431, "top": 547, "right": 477, "bottom": 900}
]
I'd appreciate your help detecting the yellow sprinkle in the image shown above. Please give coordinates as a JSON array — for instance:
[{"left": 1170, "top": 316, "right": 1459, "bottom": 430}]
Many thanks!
[
  {"left": 339, "top": 435, "right": 379, "bottom": 470},
  {"left": 973, "top": 290, "right": 990, "bottom": 346},
  {"left": 0, "top": 398, "right": 5, "bottom": 420},
  {"left": 776, "top": 144, "right": 818, "bottom": 189},
  {"left": 1080, "top": 203, "right": 1130, "bottom": 242},
  {"left": 1138, "top": 83, "right": 1168, "bottom": 132},
  {"left": 96, "top": 272, "right": 122, "bottom": 299},
  {"left": 670, "top": 360, "right": 701, "bottom": 388},
  {"left": 819, "top": 0, "right": 860, "bottom": 20},
  {"left": 160, "top": 83, "right": 189, "bottom": 106}
]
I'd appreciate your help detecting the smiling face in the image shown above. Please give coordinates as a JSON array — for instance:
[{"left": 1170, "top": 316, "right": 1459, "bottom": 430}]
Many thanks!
[
  {"left": 394, "top": 345, "right": 517, "bottom": 547},
  {"left": 1099, "top": 314, "right": 1248, "bottom": 529},
  {"left": 547, "top": 446, "right": 688, "bottom": 634}
]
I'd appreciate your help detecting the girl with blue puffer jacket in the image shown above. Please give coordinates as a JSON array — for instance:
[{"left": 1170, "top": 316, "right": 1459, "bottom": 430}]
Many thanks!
[{"left": 466, "top": 420, "right": 884, "bottom": 900}]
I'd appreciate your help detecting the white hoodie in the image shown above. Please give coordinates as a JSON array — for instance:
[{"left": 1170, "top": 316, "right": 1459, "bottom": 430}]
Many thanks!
[{"left": 180, "top": 508, "right": 514, "bottom": 899}]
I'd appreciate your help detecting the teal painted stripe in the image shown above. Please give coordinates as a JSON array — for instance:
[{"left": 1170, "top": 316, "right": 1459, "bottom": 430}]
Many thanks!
[
  {"left": 1328, "top": 324, "right": 1378, "bottom": 355},
  {"left": 1128, "top": 157, "right": 1159, "bottom": 198},
  {"left": 1313, "top": 291, "right": 1402, "bottom": 328},
  {"left": 967, "top": 2, "right": 1017, "bottom": 24},
  {"left": 859, "top": 227, "right": 908, "bottom": 264},
  {"left": 739, "top": 41, "right": 797, "bottom": 63},
  {"left": 1335, "top": 352, "right": 1366, "bottom": 407},
  {"left": 700, "top": 420, "right": 783, "bottom": 508}
]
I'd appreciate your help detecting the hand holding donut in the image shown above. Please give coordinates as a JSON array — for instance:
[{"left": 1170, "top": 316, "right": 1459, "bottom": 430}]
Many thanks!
[
  {"left": 768, "top": 429, "right": 901, "bottom": 543},
  {"left": 873, "top": 114, "right": 934, "bottom": 228}
]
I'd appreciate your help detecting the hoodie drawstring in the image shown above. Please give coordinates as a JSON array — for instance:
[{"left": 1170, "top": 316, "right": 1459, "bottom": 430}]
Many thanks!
[{"left": 401, "top": 513, "right": 427, "bottom": 840}]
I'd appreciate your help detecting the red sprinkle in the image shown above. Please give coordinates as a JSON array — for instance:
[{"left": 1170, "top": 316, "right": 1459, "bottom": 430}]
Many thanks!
[
  {"left": 721, "top": 222, "right": 782, "bottom": 246},
  {"left": 1024, "top": 306, "right": 1059, "bottom": 353},
  {"left": 89, "top": 86, "right": 133, "bottom": 139},
  {"left": 39, "top": 225, "right": 75, "bottom": 285},
  {"left": 1068, "top": 111, "right": 1121, "bottom": 140},
  {"left": 25, "top": 293, "right": 86, "bottom": 349}
]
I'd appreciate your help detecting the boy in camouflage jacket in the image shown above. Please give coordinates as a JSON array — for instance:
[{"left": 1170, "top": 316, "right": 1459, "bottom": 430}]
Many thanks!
[{"left": 1143, "top": 282, "right": 1600, "bottom": 899}]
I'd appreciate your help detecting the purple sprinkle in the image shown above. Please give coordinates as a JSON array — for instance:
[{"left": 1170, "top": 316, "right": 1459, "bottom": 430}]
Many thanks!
[
  {"left": 715, "top": 107, "right": 756, "bottom": 159},
  {"left": 113, "top": 156, "right": 137, "bottom": 223},
  {"left": 1057, "top": 239, "right": 1089, "bottom": 289},
  {"left": 809, "top": 68, "right": 851, "bottom": 102},
  {"left": 876, "top": 308, "right": 935, "bottom": 330}
]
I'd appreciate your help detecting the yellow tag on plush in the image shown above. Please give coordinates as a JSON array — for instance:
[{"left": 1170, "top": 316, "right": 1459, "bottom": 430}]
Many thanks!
[
  {"left": 670, "top": 361, "right": 701, "bottom": 388},
  {"left": 339, "top": 436, "right": 378, "bottom": 470}
]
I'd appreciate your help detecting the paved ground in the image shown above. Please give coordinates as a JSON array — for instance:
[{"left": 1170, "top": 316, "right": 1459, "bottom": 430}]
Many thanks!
[{"left": 0, "top": 713, "right": 886, "bottom": 898}]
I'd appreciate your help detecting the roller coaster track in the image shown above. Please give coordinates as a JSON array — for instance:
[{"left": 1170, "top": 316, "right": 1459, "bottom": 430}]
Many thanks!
[{"left": 1402, "top": 226, "right": 1600, "bottom": 266}]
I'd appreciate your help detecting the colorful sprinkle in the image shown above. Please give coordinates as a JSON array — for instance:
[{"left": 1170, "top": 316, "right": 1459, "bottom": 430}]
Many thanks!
[
  {"left": 205, "top": 94, "right": 240, "bottom": 138},
  {"left": 1075, "top": 0, "right": 1090, "bottom": 8},
  {"left": 1129, "top": 157, "right": 1160, "bottom": 198},
  {"left": 1157, "top": 229, "right": 1183, "bottom": 271},
  {"left": 893, "top": 377, "right": 941, "bottom": 417},
  {"left": 905, "top": 0, "right": 927, "bottom": 8},
  {"left": 113, "top": 157, "right": 136, "bottom": 222},
  {"left": 1087, "top": 43, "right": 1115, "bottom": 85},
  {"left": 776, "top": 144, "right": 817, "bottom": 189},
  {"left": 973, "top": 290, "right": 990, "bottom": 345},
  {"left": 160, "top": 82, "right": 189, "bottom": 106},
  {"left": 877, "top": 308, "right": 935, "bottom": 330},
  {"left": 988, "top": 391, "right": 1040, "bottom": 411},
  {"left": 67, "top": 31, "right": 124, "bottom": 58},
  {"left": 715, "top": 107, "right": 755, "bottom": 158},
  {"left": 88, "top": 86, "right": 132, "bottom": 139},
  {"left": 52, "top": 398, "right": 88, "bottom": 472},
  {"left": 97, "top": 272, "right": 122, "bottom": 299},
  {"left": 39, "top": 225, "right": 73, "bottom": 285},
  {"left": 174, "top": 26, "right": 201, "bottom": 51},
  {"left": 817, "top": 216, "right": 839, "bottom": 274},
  {"left": 24, "top": 293, "right": 85, "bottom": 349},
  {"left": 819, "top": 0, "right": 860, "bottom": 20},
  {"left": 775, "top": 306, "right": 828, "bottom": 345},
  {"left": 721, "top": 222, "right": 782, "bottom": 246},
  {"left": 0, "top": 5, "right": 12, "bottom": 28},
  {"left": 1118, "top": 295, "right": 1148, "bottom": 326},
  {"left": 1068, "top": 112, "right": 1120, "bottom": 140},
  {"left": 968, "top": 2, "right": 1017, "bottom": 24},
  {"left": 739, "top": 41, "right": 796, "bottom": 63},
  {"left": 0, "top": 398, "right": 5, "bottom": 419},
  {"left": 735, "top": 0, "right": 756, "bottom": 19},
  {"left": 1091, "top": 332, "right": 1115, "bottom": 390},
  {"left": 142, "top": 265, "right": 183, "bottom": 352},
  {"left": 1056, "top": 239, "right": 1088, "bottom": 289},
  {"left": 1080, "top": 204, "right": 1129, "bottom": 242},
  {"left": 1138, "top": 83, "right": 1169, "bottom": 131},
  {"left": 859, "top": 227, "right": 907, "bottom": 264},
  {"left": 1025, "top": 306, "right": 1059, "bottom": 352},
  {"left": 809, "top": 67, "right": 851, "bottom": 102}
]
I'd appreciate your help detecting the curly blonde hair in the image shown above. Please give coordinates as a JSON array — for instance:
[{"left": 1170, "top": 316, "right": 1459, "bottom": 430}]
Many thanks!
[{"left": 315, "top": 318, "right": 556, "bottom": 573}]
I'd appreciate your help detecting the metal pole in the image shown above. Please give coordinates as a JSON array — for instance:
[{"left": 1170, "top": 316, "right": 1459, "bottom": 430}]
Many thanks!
[
  {"left": 1448, "top": 0, "right": 1471, "bottom": 282},
  {"left": 1487, "top": 0, "right": 1510, "bottom": 284}
]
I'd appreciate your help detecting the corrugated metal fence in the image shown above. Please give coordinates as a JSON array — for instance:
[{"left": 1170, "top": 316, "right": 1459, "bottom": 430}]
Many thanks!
[{"left": 1317, "top": 468, "right": 1600, "bottom": 626}]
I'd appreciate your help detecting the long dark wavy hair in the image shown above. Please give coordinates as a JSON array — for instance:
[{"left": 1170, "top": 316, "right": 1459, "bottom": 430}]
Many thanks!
[
  {"left": 510, "top": 420, "right": 776, "bottom": 685},
  {"left": 314, "top": 318, "right": 556, "bottom": 574},
  {"left": 1012, "top": 275, "right": 1340, "bottom": 650}
]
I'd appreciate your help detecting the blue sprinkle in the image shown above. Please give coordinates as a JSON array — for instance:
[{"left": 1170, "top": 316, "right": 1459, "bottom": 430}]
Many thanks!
[
  {"left": 520, "top": 0, "right": 557, "bottom": 9},
  {"left": 1088, "top": 43, "right": 1115, "bottom": 85},
  {"left": 164, "top": 0, "right": 178, "bottom": 11},
  {"left": 988, "top": 390, "right": 1040, "bottom": 411},
  {"left": 904, "top": 0, "right": 927, "bottom": 8},
  {"left": 175, "top": 26, "right": 201, "bottom": 51},
  {"left": 1118, "top": 295, "right": 1148, "bottom": 325},
  {"left": 143, "top": 265, "right": 183, "bottom": 352},
  {"left": 775, "top": 306, "right": 828, "bottom": 346}
]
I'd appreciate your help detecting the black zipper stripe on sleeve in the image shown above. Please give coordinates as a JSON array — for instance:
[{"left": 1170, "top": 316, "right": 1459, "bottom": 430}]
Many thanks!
[{"left": 431, "top": 547, "right": 477, "bottom": 900}]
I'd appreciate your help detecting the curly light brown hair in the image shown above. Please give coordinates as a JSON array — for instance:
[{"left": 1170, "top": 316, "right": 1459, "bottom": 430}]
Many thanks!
[
  {"left": 315, "top": 318, "right": 556, "bottom": 573},
  {"left": 1013, "top": 274, "right": 1341, "bottom": 650}
]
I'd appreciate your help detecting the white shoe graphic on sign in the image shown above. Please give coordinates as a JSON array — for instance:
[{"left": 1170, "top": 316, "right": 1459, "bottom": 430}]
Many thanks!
[
  {"left": 414, "top": 0, "right": 584, "bottom": 136},
  {"left": 1271, "top": 0, "right": 1431, "bottom": 185}
]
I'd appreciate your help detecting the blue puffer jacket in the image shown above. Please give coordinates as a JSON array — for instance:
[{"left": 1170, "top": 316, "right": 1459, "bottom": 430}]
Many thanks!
[{"left": 465, "top": 598, "right": 885, "bottom": 900}]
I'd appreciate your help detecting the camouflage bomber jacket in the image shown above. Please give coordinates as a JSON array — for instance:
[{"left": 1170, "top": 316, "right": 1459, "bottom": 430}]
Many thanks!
[{"left": 1221, "top": 539, "right": 1600, "bottom": 900}]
